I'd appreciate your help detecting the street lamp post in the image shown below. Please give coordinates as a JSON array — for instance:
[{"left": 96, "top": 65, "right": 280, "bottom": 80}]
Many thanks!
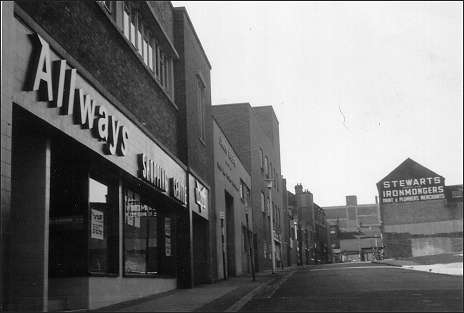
[
  {"left": 264, "top": 178, "right": 276, "bottom": 274},
  {"left": 244, "top": 204, "right": 255, "bottom": 281}
]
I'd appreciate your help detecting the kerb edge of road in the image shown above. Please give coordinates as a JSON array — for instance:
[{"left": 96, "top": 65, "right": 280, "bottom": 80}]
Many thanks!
[{"left": 224, "top": 270, "right": 297, "bottom": 312}]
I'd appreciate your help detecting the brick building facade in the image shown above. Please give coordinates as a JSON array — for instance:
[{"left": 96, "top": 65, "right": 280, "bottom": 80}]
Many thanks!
[
  {"left": 377, "top": 158, "right": 463, "bottom": 259},
  {"left": 212, "top": 103, "right": 286, "bottom": 272},
  {"left": 293, "top": 184, "right": 330, "bottom": 265},
  {"left": 323, "top": 195, "right": 382, "bottom": 262},
  {"left": 1, "top": 1, "right": 214, "bottom": 310}
]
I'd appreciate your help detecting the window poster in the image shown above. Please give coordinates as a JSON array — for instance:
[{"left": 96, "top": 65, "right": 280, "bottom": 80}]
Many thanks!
[
  {"left": 165, "top": 217, "right": 171, "bottom": 236},
  {"left": 165, "top": 237, "right": 171, "bottom": 256},
  {"left": 165, "top": 217, "right": 171, "bottom": 256},
  {"left": 91, "top": 209, "right": 104, "bottom": 240}
]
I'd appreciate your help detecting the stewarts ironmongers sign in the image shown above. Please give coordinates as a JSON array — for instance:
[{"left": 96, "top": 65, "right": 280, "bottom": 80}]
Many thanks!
[{"left": 380, "top": 176, "right": 445, "bottom": 204}]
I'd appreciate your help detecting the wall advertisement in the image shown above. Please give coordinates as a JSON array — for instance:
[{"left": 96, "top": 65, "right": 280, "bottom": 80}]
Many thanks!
[{"left": 380, "top": 176, "right": 445, "bottom": 204}]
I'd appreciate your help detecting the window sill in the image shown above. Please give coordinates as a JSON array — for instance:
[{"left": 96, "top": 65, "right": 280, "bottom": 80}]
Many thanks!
[
  {"left": 88, "top": 272, "right": 119, "bottom": 277},
  {"left": 124, "top": 273, "right": 176, "bottom": 279}
]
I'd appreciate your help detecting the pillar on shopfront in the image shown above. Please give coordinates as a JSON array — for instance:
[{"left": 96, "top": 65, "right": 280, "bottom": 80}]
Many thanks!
[{"left": 9, "top": 120, "right": 50, "bottom": 311}]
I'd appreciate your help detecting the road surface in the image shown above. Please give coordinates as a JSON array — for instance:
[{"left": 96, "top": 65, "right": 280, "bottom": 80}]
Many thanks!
[{"left": 240, "top": 262, "right": 463, "bottom": 312}]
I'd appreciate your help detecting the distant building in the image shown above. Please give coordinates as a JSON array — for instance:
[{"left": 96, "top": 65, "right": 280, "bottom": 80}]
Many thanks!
[
  {"left": 293, "top": 184, "right": 330, "bottom": 265},
  {"left": 285, "top": 188, "right": 299, "bottom": 266},
  {"left": 377, "top": 158, "right": 463, "bottom": 259},
  {"left": 324, "top": 195, "right": 381, "bottom": 231},
  {"left": 212, "top": 103, "right": 285, "bottom": 272},
  {"left": 328, "top": 222, "right": 341, "bottom": 263},
  {"left": 323, "top": 196, "right": 383, "bottom": 262}
]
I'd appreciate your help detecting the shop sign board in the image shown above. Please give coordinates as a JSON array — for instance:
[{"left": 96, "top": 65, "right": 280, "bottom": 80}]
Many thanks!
[
  {"left": 380, "top": 176, "right": 445, "bottom": 204},
  {"left": 189, "top": 174, "right": 208, "bottom": 220},
  {"left": 138, "top": 153, "right": 168, "bottom": 192},
  {"left": 195, "top": 180, "right": 208, "bottom": 213},
  {"left": 22, "top": 30, "right": 188, "bottom": 207},
  {"left": 27, "top": 33, "right": 129, "bottom": 156}
]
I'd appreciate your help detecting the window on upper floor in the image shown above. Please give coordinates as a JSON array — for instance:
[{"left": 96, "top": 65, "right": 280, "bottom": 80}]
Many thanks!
[
  {"left": 239, "top": 180, "right": 244, "bottom": 200},
  {"left": 260, "top": 192, "right": 265, "bottom": 213},
  {"left": 259, "top": 148, "right": 264, "bottom": 171},
  {"left": 120, "top": 2, "right": 174, "bottom": 99},
  {"left": 197, "top": 75, "right": 206, "bottom": 142},
  {"left": 264, "top": 156, "right": 269, "bottom": 177},
  {"left": 266, "top": 196, "right": 270, "bottom": 216}
]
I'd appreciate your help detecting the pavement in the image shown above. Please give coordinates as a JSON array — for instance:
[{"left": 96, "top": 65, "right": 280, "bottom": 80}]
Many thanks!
[
  {"left": 94, "top": 266, "right": 300, "bottom": 312},
  {"left": 373, "top": 252, "right": 463, "bottom": 276}
]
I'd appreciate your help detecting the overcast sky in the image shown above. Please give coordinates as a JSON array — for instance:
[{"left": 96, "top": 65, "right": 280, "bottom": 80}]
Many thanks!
[{"left": 172, "top": 1, "right": 463, "bottom": 206}]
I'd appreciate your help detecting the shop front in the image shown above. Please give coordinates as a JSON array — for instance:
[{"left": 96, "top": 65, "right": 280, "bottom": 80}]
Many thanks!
[
  {"left": 188, "top": 174, "right": 211, "bottom": 285},
  {"left": 6, "top": 15, "right": 189, "bottom": 311}
]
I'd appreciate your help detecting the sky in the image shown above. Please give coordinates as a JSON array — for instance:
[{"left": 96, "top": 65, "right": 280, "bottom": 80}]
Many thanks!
[{"left": 172, "top": 1, "right": 463, "bottom": 206}]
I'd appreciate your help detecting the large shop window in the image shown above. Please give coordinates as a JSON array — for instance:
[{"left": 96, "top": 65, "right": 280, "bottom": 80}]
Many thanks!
[
  {"left": 49, "top": 136, "right": 118, "bottom": 277},
  {"left": 124, "top": 188, "right": 175, "bottom": 276},
  {"left": 88, "top": 177, "right": 118, "bottom": 275}
]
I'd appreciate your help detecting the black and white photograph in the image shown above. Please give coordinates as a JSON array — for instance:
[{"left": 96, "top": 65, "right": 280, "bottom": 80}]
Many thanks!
[{"left": 0, "top": 1, "right": 462, "bottom": 312}]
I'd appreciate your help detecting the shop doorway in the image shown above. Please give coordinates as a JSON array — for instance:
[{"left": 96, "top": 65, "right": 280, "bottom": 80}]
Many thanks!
[
  {"left": 225, "top": 191, "right": 235, "bottom": 277},
  {"left": 192, "top": 213, "right": 209, "bottom": 285}
]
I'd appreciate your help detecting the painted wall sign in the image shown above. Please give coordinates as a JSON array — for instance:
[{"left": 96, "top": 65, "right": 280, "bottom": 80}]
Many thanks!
[
  {"left": 28, "top": 33, "right": 129, "bottom": 156},
  {"left": 380, "top": 176, "right": 445, "bottom": 204},
  {"left": 219, "top": 136, "right": 236, "bottom": 169}
]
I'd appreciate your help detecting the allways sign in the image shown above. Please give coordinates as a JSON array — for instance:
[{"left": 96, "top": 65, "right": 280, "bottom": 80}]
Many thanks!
[
  {"left": 28, "top": 33, "right": 129, "bottom": 156},
  {"left": 377, "top": 158, "right": 445, "bottom": 204}
]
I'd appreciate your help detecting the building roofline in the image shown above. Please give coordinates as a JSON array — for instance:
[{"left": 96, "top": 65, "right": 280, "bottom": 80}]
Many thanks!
[
  {"left": 145, "top": 1, "right": 179, "bottom": 59},
  {"left": 376, "top": 157, "right": 443, "bottom": 185},
  {"left": 214, "top": 102, "right": 252, "bottom": 107},
  {"left": 252, "top": 105, "right": 280, "bottom": 125},
  {"left": 173, "top": 6, "right": 212, "bottom": 69}
]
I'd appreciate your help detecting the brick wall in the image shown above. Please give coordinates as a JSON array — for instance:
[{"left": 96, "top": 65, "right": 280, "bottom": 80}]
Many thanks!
[
  {"left": 213, "top": 103, "right": 283, "bottom": 271},
  {"left": 173, "top": 8, "right": 215, "bottom": 283},
  {"left": 16, "top": 1, "right": 180, "bottom": 157},
  {"left": 212, "top": 104, "right": 252, "bottom": 172},
  {"left": 148, "top": 1, "right": 174, "bottom": 43},
  {"left": 381, "top": 199, "right": 453, "bottom": 226},
  {"left": 173, "top": 8, "right": 213, "bottom": 184}
]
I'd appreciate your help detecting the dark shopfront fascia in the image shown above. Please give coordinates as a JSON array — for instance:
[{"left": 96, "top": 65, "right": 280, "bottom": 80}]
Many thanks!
[{"left": 6, "top": 14, "right": 190, "bottom": 311}]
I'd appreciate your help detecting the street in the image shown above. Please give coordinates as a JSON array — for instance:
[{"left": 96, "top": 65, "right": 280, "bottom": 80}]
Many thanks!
[{"left": 240, "top": 262, "right": 463, "bottom": 312}]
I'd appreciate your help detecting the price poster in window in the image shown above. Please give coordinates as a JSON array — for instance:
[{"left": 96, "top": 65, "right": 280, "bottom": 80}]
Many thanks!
[
  {"left": 165, "top": 217, "right": 171, "bottom": 256},
  {"left": 91, "top": 209, "right": 104, "bottom": 240},
  {"left": 165, "top": 237, "right": 171, "bottom": 256},
  {"left": 165, "top": 217, "right": 171, "bottom": 236}
]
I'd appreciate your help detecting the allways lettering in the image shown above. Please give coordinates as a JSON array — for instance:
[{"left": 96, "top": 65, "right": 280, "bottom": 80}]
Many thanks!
[{"left": 28, "top": 33, "right": 129, "bottom": 156}]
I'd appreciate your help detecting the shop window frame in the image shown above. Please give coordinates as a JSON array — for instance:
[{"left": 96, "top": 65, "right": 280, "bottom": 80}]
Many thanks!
[
  {"left": 87, "top": 166, "right": 120, "bottom": 277},
  {"left": 122, "top": 182, "right": 177, "bottom": 279}
]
